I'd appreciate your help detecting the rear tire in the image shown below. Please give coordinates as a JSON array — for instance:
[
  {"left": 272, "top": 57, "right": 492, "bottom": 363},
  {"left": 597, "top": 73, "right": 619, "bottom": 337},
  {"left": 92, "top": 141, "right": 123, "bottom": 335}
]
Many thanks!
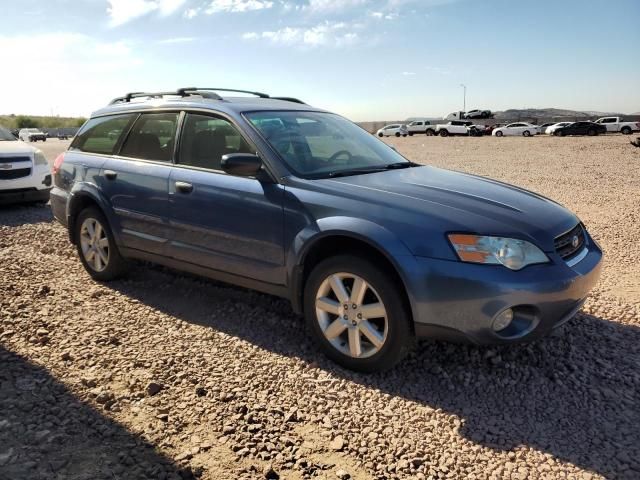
[
  {"left": 75, "top": 207, "right": 129, "bottom": 281},
  {"left": 304, "top": 255, "right": 413, "bottom": 372},
  {"left": 523, "top": 130, "right": 531, "bottom": 137},
  {"left": 395, "top": 132, "right": 400, "bottom": 137},
  {"left": 426, "top": 129, "right": 435, "bottom": 136},
  {"left": 621, "top": 126, "right": 632, "bottom": 135}
]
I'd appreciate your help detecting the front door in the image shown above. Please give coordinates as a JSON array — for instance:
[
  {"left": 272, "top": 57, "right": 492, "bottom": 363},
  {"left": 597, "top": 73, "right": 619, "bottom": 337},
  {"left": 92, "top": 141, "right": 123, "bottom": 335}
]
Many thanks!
[{"left": 167, "top": 112, "right": 285, "bottom": 285}]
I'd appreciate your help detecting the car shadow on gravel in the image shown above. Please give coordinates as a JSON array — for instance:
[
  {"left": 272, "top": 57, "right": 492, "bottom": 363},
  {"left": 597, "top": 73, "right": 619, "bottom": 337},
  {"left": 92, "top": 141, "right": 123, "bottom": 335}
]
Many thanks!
[
  {"left": 110, "top": 266, "right": 640, "bottom": 479},
  {"left": 0, "top": 204, "right": 53, "bottom": 227},
  {"left": 0, "top": 344, "right": 199, "bottom": 480}
]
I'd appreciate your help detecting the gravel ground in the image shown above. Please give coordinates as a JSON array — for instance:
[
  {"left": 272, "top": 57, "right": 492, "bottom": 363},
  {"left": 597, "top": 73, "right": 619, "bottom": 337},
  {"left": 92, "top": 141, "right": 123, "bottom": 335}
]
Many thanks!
[{"left": 1, "top": 135, "right": 639, "bottom": 480}]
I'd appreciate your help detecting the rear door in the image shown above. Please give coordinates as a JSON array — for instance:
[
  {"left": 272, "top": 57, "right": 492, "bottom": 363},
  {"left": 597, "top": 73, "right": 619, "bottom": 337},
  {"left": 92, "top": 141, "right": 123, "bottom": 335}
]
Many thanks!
[
  {"left": 100, "top": 112, "right": 179, "bottom": 255},
  {"left": 167, "top": 112, "right": 285, "bottom": 285}
]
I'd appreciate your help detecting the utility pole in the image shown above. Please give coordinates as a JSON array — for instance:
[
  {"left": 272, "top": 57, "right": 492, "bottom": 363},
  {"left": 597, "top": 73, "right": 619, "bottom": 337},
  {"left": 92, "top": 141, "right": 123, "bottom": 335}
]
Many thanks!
[{"left": 460, "top": 84, "right": 466, "bottom": 113}]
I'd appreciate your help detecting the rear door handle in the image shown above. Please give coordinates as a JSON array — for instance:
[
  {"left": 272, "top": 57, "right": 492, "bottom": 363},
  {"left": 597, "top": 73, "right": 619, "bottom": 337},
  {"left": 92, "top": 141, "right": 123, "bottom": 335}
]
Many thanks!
[
  {"left": 175, "top": 181, "right": 193, "bottom": 194},
  {"left": 104, "top": 170, "right": 117, "bottom": 180}
]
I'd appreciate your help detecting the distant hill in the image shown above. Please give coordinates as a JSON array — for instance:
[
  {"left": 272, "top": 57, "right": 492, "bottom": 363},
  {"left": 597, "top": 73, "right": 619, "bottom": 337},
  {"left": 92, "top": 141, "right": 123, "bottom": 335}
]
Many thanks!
[{"left": 493, "top": 108, "right": 625, "bottom": 120}]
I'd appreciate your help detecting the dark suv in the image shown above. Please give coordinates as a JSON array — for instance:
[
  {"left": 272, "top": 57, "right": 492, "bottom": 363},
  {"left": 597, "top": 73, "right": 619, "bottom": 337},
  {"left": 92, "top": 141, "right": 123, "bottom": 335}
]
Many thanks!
[{"left": 50, "top": 88, "right": 602, "bottom": 372}]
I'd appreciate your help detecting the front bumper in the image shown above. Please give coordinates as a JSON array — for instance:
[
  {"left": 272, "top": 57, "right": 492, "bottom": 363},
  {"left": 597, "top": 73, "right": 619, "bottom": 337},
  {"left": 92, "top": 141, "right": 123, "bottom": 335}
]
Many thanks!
[
  {"left": 0, "top": 187, "right": 51, "bottom": 205},
  {"left": 407, "top": 239, "right": 603, "bottom": 345}
]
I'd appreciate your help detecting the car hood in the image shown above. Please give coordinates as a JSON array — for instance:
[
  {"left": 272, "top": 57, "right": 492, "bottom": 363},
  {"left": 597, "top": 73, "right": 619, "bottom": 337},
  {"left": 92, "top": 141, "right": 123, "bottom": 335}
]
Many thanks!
[
  {"left": 0, "top": 141, "right": 37, "bottom": 155},
  {"left": 306, "top": 165, "right": 579, "bottom": 257}
]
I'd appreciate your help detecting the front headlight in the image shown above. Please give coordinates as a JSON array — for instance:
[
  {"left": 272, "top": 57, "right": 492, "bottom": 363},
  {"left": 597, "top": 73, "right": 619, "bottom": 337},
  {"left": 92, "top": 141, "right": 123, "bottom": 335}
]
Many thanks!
[
  {"left": 448, "top": 234, "right": 549, "bottom": 271},
  {"left": 34, "top": 150, "right": 48, "bottom": 166}
]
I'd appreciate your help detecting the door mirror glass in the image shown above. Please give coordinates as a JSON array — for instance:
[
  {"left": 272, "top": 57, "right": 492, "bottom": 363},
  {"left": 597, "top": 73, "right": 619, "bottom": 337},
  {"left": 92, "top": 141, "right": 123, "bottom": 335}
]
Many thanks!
[{"left": 221, "top": 153, "right": 262, "bottom": 177}]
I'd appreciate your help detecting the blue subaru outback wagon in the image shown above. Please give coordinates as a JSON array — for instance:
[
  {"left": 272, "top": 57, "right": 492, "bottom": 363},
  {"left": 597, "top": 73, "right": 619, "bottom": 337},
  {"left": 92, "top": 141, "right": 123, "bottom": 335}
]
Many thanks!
[{"left": 50, "top": 88, "right": 602, "bottom": 372}]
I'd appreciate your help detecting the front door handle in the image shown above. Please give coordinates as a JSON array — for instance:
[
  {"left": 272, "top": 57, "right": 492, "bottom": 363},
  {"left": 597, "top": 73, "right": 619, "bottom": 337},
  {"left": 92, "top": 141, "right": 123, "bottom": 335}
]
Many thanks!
[
  {"left": 175, "top": 181, "right": 193, "bottom": 194},
  {"left": 104, "top": 169, "right": 117, "bottom": 180}
]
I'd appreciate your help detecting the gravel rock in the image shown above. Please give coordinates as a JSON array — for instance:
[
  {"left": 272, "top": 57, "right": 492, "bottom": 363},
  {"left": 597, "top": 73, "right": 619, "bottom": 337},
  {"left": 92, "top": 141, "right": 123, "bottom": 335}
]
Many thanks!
[{"left": 1, "top": 137, "right": 639, "bottom": 479}]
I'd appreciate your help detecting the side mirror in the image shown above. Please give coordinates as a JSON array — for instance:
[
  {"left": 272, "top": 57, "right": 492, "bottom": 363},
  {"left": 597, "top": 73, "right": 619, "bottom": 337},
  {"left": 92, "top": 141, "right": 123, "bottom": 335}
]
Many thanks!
[{"left": 221, "top": 153, "right": 262, "bottom": 177}]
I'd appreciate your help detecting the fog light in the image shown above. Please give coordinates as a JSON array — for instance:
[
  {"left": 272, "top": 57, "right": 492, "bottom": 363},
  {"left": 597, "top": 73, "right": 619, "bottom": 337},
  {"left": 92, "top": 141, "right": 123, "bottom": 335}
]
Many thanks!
[{"left": 492, "top": 308, "right": 514, "bottom": 332}]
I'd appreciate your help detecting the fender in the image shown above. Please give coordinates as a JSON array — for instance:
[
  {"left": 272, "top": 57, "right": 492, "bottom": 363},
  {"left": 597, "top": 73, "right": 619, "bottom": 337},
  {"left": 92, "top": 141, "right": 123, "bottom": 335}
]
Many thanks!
[
  {"left": 67, "top": 183, "right": 123, "bottom": 247},
  {"left": 286, "top": 216, "right": 418, "bottom": 313}
]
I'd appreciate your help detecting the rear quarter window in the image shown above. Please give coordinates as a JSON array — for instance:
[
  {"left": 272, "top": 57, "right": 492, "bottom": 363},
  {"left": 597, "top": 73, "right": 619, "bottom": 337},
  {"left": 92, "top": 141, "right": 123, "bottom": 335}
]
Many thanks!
[{"left": 71, "top": 114, "right": 136, "bottom": 155}]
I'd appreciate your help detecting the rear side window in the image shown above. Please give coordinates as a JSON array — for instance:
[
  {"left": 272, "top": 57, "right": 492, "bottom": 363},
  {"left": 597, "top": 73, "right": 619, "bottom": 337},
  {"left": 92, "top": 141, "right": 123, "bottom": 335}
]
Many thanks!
[
  {"left": 71, "top": 114, "right": 135, "bottom": 154},
  {"left": 178, "top": 113, "right": 252, "bottom": 171},
  {"left": 120, "top": 112, "right": 179, "bottom": 162}
]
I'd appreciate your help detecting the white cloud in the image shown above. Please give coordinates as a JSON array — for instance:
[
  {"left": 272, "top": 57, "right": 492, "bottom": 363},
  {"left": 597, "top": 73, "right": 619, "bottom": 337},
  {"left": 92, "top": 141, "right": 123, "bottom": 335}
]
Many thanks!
[
  {"left": 158, "top": 0, "right": 188, "bottom": 15},
  {"left": 107, "top": 0, "right": 189, "bottom": 26},
  {"left": 0, "top": 32, "right": 142, "bottom": 116},
  {"left": 304, "top": 0, "right": 368, "bottom": 11},
  {"left": 401, "top": 71, "right": 416, "bottom": 76},
  {"left": 158, "top": 36, "right": 196, "bottom": 43},
  {"left": 206, "top": 0, "right": 274, "bottom": 14},
  {"left": 244, "top": 21, "right": 359, "bottom": 47},
  {"left": 107, "top": 0, "right": 158, "bottom": 26},
  {"left": 183, "top": 7, "right": 199, "bottom": 18}
]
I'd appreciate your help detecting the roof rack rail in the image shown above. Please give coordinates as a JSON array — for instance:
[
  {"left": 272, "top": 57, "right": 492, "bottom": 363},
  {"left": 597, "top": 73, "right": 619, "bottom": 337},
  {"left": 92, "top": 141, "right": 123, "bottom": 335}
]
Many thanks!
[
  {"left": 108, "top": 88, "right": 305, "bottom": 105},
  {"left": 178, "top": 87, "right": 270, "bottom": 98},
  {"left": 271, "top": 96, "right": 306, "bottom": 105}
]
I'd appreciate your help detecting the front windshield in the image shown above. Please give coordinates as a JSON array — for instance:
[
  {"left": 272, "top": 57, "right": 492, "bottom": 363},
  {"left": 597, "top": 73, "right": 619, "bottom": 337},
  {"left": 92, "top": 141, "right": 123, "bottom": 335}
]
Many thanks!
[
  {"left": 245, "top": 111, "right": 410, "bottom": 178},
  {"left": 0, "top": 127, "right": 16, "bottom": 141}
]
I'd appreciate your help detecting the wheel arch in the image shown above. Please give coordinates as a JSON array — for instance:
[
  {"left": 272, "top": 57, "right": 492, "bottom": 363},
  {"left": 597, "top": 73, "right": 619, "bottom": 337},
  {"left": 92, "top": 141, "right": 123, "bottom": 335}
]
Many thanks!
[
  {"left": 67, "top": 185, "right": 118, "bottom": 246},
  {"left": 288, "top": 220, "right": 416, "bottom": 328}
]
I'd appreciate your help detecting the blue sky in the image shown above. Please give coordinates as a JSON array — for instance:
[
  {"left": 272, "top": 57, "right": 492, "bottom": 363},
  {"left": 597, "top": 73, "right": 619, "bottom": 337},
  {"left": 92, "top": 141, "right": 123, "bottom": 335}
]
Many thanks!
[{"left": 1, "top": 0, "right": 639, "bottom": 120}]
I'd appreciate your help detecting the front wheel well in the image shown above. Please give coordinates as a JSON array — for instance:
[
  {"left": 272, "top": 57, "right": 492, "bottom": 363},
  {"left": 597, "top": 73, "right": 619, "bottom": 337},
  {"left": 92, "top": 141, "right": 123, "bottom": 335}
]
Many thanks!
[
  {"left": 68, "top": 195, "right": 102, "bottom": 244},
  {"left": 296, "top": 235, "right": 413, "bottom": 328}
]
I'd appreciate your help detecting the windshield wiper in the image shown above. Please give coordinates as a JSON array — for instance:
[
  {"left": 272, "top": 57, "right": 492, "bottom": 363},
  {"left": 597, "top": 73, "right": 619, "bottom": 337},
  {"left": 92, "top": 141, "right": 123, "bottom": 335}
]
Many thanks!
[
  {"left": 327, "top": 167, "right": 387, "bottom": 178},
  {"left": 325, "top": 162, "right": 417, "bottom": 178},
  {"left": 384, "top": 162, "right": 416, "bottom": 169}
]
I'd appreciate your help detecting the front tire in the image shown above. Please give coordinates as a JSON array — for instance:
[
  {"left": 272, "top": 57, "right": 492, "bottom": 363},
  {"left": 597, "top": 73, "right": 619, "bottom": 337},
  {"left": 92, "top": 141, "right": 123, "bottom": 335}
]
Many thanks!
[
  {"left": 587, "top": 128, "right": 596, "bottom": 136},
  {"left": 439, "top": 130, "right": 449, "bottom": 137},
  {"left": 378, "top": 132, "right": 384, "bottom": 137},
  {"left": 304, "top": 255, "right": 412, "bottom": 372},
  {"left": 495, "top": 130, "right": 503, "bottom": 137},
  {"left": 75, "top": 207, "right": 128, "bottom": 281}
]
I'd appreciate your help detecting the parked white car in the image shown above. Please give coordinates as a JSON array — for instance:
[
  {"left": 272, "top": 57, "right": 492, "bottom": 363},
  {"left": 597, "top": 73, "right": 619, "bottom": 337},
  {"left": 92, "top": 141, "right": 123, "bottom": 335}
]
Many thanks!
[
  {"left": 436, "top": 120, "right": 482, "bottom": 137},
  {"left": 492, "top": 123, "right": 538, "bottom": 137},
  {"left": 0, "top": 126, "right": 52, "bottom": 204},
  {"left": 18, "top": 128, "right": 48, "bottom": 142},
  {"left": 406, "top": 120, "right": 438, "bottom": 136},
  {"left": 544, "top": 122, "right": 573, "bottom": 135},
  {"left": 376, "top": 124, "right": 408, "bottom": 137},
  {"left": 594, "top": 117, "right": 640, "bottom": 135}
]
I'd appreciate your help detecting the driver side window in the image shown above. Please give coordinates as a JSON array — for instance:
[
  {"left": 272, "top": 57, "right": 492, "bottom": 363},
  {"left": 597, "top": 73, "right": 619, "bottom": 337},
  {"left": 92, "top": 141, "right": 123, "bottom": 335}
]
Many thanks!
[{"left": 177, "top": 113, "right": 252, "bottom": 171}]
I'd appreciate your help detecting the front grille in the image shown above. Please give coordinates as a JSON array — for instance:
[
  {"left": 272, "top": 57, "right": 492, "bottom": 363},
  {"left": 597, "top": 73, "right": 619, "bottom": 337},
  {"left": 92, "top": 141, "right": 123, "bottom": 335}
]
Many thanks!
[
  {"left": 0, "top": 156, "right": 31, "bottom": 164},
  {"left": 0, "top": 168, "right": 31, "bottom": 180},
  {"left": 555, "top": 223, "right": 586, "bottom": 259}
]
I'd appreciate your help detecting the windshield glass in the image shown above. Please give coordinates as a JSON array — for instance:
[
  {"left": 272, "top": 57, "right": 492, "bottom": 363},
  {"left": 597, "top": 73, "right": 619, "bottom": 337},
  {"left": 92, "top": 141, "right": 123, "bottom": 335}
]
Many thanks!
[
  {"left": 0, "top": 127, "right": 16, "bottom": 141},
  {"left": 245, "top": 111, "right": 410, "bottom": 178}
]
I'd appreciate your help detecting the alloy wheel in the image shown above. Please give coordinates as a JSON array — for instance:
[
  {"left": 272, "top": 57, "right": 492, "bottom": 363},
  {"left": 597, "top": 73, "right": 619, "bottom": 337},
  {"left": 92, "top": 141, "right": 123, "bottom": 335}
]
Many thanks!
[
  {"left": 80, "top": 217, "right": 110, "bottom": 272},
  {"left": 315, "top": 273, "right": 388, "bottom": 359}
]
